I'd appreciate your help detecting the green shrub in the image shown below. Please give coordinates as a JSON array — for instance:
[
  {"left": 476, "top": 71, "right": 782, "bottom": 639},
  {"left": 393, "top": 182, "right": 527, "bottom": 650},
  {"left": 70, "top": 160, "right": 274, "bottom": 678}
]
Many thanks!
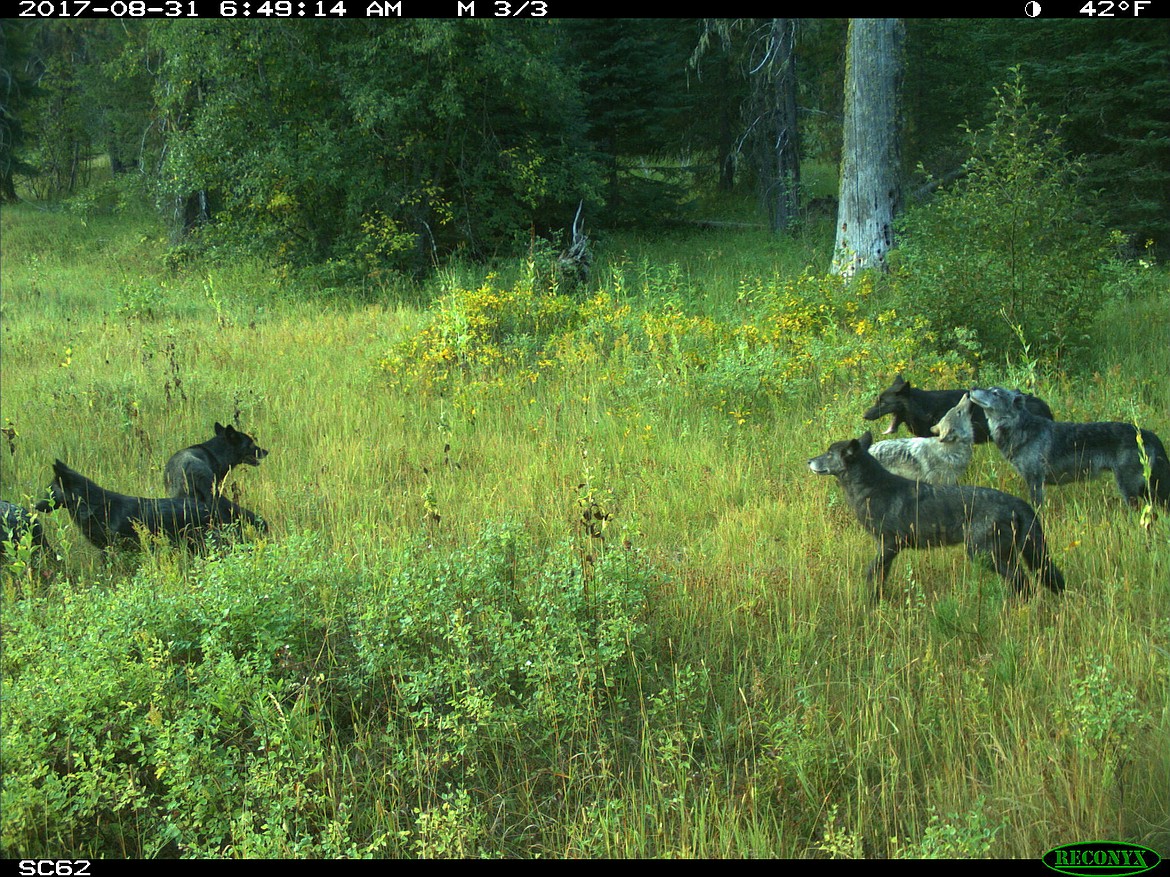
[
  {"left": 378, "top": 278, "right": 580, "bottom": 391},
  {"left": 379, "top": 268, "right": 967, "bottom": 421},
  {"left": 894, "top": 70, "right": 1112, "bottom": 368},
  {"left": 1, "top": 527, "right": 661, "bottom": 858}
]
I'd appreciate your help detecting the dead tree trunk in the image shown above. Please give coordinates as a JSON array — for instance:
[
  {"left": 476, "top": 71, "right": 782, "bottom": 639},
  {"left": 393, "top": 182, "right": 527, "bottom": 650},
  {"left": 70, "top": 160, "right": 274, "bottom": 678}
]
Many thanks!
[
  {"left": 557, "top": 201, "right": 592, "bottom": 292},
  {"left": 831, "top": 18, "right": 904, "bottom": 277}
]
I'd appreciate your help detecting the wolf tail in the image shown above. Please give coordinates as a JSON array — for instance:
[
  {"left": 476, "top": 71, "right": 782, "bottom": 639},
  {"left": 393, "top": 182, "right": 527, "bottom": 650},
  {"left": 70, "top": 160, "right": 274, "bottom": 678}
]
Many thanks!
[
  {"left": 51, "top": 459, "right": 83, "bottom": 486},
  {"left": 49, "top": 460, "right": 93, "bottom": 501},
  {"left": 46, "top": 460, "right": 115, "bottom": 523}
]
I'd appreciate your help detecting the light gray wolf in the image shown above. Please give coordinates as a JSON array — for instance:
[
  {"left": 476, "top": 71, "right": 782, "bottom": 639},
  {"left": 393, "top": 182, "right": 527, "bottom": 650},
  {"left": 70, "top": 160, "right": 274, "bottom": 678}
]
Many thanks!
[
  {"left": 809, "top": 431, "right": 1065, "bottom": 601},
  {"left": 164, "top": 422, "right": 268, "bottom": 501},
  {"left": 868, "top": 393, "right": 976, "bottom": 485},
  {"left": 969, "top": 386, "right": 1170, "bottom": 509},
  {"left": 864, "top": 373, "right": 1054, "bottom": 444}
]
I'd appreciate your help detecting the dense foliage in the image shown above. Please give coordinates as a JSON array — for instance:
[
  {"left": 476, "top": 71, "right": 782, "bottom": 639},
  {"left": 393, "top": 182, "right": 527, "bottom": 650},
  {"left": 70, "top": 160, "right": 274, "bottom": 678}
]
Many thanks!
[
  {"left": 4, "top": 18, "right": 1169, "bottom": 261},
  {"left": 1016, "top": 20, "right": 1170, "bottom": 248},
  {"left": 894, "top": 73, "right": 1113, "bottom": 366},
  {"left": 3, "top": 15, "right": 1169, "bottom": 861},
  {"left": 3, "top": 530, "right": 660, "bottom": 857},
  {"left": 377, "top": 263, "right": 969, "bottom": 418},
  {"left": 149, "top": 21, "right": 600, "bottom": 272}
]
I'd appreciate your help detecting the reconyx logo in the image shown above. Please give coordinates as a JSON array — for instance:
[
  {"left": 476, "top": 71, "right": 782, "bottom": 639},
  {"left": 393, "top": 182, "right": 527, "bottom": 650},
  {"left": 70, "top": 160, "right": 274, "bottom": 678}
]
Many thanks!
[{"left": 1043, "top": 842, "right": 1161, "bottom": 877}]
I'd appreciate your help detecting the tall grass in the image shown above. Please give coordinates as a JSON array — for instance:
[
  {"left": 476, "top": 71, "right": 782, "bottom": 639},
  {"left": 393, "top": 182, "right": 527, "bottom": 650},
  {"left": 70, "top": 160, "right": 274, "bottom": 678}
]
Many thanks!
[{"left": 1, "top": 203, "right": 1167, "bottom": 858}]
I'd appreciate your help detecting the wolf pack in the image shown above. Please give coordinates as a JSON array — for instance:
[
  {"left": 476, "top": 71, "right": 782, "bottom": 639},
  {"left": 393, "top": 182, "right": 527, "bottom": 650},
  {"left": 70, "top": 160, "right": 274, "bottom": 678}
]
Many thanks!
[
  {"left": 4, "top": 375, "right": 1168, "bottom": 605},
  {"left": 810, "top": 375, "right": 1170, "bottom": 601}
]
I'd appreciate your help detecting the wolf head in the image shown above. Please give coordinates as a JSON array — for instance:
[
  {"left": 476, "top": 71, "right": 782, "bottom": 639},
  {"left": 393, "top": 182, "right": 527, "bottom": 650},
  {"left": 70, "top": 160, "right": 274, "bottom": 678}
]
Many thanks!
[
  {"left": 809, "top": 432, "right": 874, "bottom": 477},
  {"left": 862, "top": 374, "right": 910, "bottom": 434},
  {"left": 969, "top": 387, "right": 1026, "bottom": 422},
  {"left": 215, "top": 422, "right": 269, "bottom": 467},
  {"left": 931, "top": 393, "right": 974, "bottom": 444},
  {"left": 34, "top": 461, "right": 103, "bottom": 540}
]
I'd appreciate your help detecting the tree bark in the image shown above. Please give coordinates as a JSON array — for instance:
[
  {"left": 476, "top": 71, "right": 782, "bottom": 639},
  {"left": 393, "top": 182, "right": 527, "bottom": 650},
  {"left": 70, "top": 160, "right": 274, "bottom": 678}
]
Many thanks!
[
  {"left": 754, "top": 18, "right": 800, "bottom": 233},
  {"left": 717, "top": 49, "right": 737, "bottom": 192},
  {"left": 832, "top": 18, "right": 904, "bottom": 277}
]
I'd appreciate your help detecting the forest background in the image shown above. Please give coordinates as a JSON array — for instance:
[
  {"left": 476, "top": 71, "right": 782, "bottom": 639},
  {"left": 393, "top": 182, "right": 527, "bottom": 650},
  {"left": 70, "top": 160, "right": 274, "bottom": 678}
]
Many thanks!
[{"left": 1, "top": 17, "right": 1168, "bottom": 859}]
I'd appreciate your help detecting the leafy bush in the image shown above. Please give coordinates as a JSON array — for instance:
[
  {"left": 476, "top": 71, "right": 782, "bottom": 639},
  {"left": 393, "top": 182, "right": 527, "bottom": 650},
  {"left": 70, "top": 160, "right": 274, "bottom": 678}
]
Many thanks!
[
  {"left": 152, "top": 23, "right": 600, "bottom": 272},
  {"left": 1, "top": 527, "right": 660, "bottom": 858},
  {"left": 379, "top": 277, "right": 581, "bottom": 392},
  {"left": 894, "top": 71, "right": 1113, "bottom": 368},
  {"left": 379, "top": 268, "right": 966, "bottom": 419},
  {"left": 714, "top": 271, "right": 969, "bottom": 406}
]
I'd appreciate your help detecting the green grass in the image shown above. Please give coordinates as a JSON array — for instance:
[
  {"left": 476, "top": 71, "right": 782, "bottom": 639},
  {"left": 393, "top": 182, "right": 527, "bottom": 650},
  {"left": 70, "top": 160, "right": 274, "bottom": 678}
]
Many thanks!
[{"left": 2, "top": 202, "right": 1168, "bottom": 858}]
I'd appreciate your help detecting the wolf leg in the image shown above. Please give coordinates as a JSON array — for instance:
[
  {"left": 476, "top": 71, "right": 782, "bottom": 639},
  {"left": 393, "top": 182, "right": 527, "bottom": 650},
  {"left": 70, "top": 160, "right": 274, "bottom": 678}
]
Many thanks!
[{"left": 866, "top": 542, "right": 900, "bottom": 602}]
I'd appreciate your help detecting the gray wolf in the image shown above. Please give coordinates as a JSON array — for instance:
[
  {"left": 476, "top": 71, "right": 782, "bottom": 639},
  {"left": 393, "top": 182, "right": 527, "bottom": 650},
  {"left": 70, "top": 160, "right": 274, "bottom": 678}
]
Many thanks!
[
  {"left": 969, "top": 386, "right": 1170, "bottom": 509},
  {"left": 164, "top": 422, "right": 268, "bottom": 501},
  {"left": 39, "top": 459, "right": 267, "bottom": 551},
  {"left": 864, "top": 373, "right": 1054, "bottom": 444},
  {"left": 1, "top": 499, "right": 51, "bottom": 557},
  {"left": 809, "top": 431, "right": 1065, "bottom": 600},
  {"left": 868, "top": 393, "right": 976, "bottom": 485}
]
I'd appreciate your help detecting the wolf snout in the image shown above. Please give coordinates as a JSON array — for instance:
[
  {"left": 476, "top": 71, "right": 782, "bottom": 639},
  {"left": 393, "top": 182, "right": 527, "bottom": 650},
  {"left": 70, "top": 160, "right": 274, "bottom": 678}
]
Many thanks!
[{"left": 968, "top": 388, "right": 993, "bottom": 407}]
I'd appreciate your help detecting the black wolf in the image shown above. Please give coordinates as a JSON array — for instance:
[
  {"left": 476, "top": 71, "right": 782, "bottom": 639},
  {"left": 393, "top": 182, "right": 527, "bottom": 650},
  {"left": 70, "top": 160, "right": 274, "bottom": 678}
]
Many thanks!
[
  {"left": 1, "top": 499, "right": 51, "bottom": 557},
  {"left": 970, "top": 386, "right": 1170, "bottom": 509},
  {"left": 40, "top": 459, "right": 267, "bottom": 551},
  {"left": 863, "top": 374, "right": 1054, "bottom": 444},
  {"left": 164, "top": 422, "right": 268, "bottom": 501},
  {"left": 809, "top": 432, "right": 1065, "bottom": 600}
]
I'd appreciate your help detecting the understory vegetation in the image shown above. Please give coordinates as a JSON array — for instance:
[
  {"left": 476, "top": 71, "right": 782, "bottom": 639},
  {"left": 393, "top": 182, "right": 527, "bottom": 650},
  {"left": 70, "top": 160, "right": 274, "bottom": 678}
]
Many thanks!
[
  {"left": 5, "top": 15, "right": 1169, "bottom": 858},
  {"left": 2, "top": 192, "right": 1167, "bottom": 858}
]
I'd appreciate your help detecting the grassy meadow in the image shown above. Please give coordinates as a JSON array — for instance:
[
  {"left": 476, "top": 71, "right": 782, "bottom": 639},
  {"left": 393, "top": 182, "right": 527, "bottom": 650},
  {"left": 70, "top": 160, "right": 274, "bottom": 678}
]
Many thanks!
[{"left": 1, "top": 202, "right": 1168, "bottom": 858}]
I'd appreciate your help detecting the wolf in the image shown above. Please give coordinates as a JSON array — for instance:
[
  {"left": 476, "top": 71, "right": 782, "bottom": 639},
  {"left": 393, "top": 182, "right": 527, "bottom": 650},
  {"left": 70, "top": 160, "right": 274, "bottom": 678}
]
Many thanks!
[
  {"left": 1, "top": 499, "right": 51, "bottom": 557},
  {"left": 969, "top": 386, "right": 1170, "bottom": 509},
  {"left": 809, "top": 431, "right": 1065, "bottom": 600},
  {"left": 868, "top": 393, "right": 976, "bottom": 485},
  {"left": 164, "top": 422, "right": 268, "bottom": 501},
  {"left": 39, "top": 459, "right": 267, "bottom": 551},
  {"left": 863, "top": 374, "right": 1054, "bottom": 444}
]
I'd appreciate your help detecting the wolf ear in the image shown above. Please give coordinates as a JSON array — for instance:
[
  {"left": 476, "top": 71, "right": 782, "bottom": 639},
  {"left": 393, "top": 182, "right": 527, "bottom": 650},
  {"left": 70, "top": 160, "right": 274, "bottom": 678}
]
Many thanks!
[
  {"left": 214, "top": 422, "right": 226, "bottom": 435},
  {"left": 857, "top": 431, "right": 874, "bottom": 451},
  {"left": 1012, "top": 393, "right": 1026, "bottom": 410},
  {"left": 892, "top": 374, "right": 907, "bottom": 389}
]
